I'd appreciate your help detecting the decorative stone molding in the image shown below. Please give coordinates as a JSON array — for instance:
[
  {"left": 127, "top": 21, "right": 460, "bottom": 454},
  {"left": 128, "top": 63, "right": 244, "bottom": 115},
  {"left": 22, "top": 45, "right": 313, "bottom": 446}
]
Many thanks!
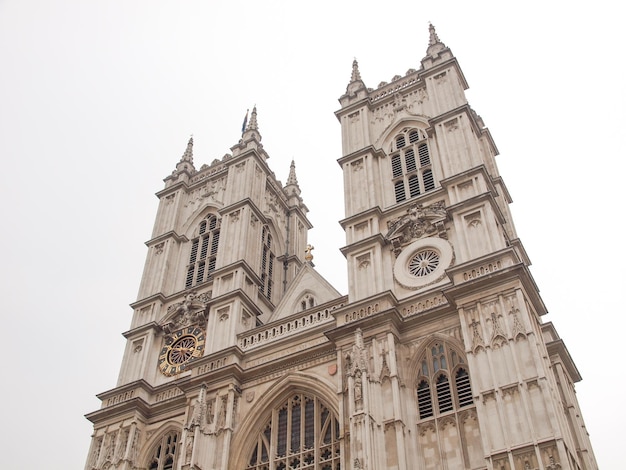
[
  {"left": 393, "top": 236, "right": 454, "bottom": 290},
  {"left": 163, "top": 291, "right": 211, "bottom": 333},
  {"left": 385, "top": 201, "right": 447, "bottom": 257}
]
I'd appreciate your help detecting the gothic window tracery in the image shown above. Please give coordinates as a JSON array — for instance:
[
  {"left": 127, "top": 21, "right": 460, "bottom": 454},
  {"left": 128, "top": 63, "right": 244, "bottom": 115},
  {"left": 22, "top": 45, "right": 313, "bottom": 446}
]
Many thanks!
[
  {"left": 260, "top": 226, "right": 275, "bottom": 301},
  {"left": 186, "top": 214, "right": 220, "bottom": 288},
  {"left": 416, "top": 341, "right": 474, "bottom": 419},
  {"left": 147, "top": 431, "right": 180, "bottom": 470},
  {"left": 246, "top": 394, "right": 340, "bottom": 470},
  {"left": 391, "top": 128, "right": 435, "bottom": 203}
]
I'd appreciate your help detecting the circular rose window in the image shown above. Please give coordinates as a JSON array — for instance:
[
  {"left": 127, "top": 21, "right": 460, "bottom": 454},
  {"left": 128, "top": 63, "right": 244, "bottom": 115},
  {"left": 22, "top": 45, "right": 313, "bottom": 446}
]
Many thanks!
[
  {"left": 394, "top": 237, "right": 453, "bottom": 289},
  {"left": 408, "top": 249, "right": 440, "bottom": 277}
]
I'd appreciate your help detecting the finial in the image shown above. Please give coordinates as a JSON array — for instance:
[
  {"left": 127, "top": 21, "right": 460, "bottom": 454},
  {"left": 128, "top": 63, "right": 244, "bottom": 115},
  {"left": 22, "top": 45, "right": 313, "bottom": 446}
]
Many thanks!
[
  {"left": 428, "top": 23, "right": 440, "bottom": 46},
  {"left": 181, "top": 135, "right": 194, "bottom": 163},
  {"left": 287, "top": 160, "right": 298, "bottom": 186},
  {"left": 305, "top": 244, "right": 314, "bottom": 262},
  {"left": 248, "top": 105, "right": 258, "bottom": 131},
  {"left": 351, "top": 58, "right": 362, "bottom": 82}
]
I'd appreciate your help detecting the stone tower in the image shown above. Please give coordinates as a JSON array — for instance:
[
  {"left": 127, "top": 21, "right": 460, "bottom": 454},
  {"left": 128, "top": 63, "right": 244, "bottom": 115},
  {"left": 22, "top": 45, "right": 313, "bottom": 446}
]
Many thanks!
[{"left": 85, "top": 26, "right": 597, "bottom": 470}]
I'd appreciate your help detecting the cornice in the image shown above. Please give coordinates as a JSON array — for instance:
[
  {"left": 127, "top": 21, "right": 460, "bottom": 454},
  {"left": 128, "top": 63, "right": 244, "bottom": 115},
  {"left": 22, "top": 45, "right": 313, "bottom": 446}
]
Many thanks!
[
  {"left": 339, "top": 233, "right": 387, "bottom": 257},
  {"left": 337, "top": 145, "right": 387, "bottom": 167},
  {"left": 445, "top": 191, "right": 508, "bottom": 228},
  {"left": 218, "top": 197, "right": 266, "bottom": 222},
  {"left": 443, "top": 247, "right": 547, "bottom": 316},
  {"left": 212, "top": 259, "right": 262, "bottom": 289},
  {"left": 545, "top": 333, "right": 582, "bottom": 383},
  {"left": 144, "top": 230, "right": 188, "bottom": 247},
  {"left": 130, "top": 292, "right": 168, "bottom": 310},
  {"left": 428, "top": 103, "right": 476, "bottom": 129},
  {"left": 339, "top": 205, "right": 384, "bottom": 229},
  {"left": 122, "top": 321, "right": 161, "bottom": 339},
  {"left": 417, "top": 56, "right": 468, "bottom": 90}
]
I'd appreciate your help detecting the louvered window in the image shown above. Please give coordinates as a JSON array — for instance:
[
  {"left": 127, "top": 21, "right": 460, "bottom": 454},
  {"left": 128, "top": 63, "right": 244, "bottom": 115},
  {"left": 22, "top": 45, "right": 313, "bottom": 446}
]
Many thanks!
[
  {"left": 246, "top": 395, "right": 340, "bottom": 470},
  {"left": 416, "top": 342, "right": 474, "bottom": 421},
  {"left": 408, "top": 175, "right": 420, "bottom": 198},
  {"left": 394, "top": 181, "right": 406, "bottom": 202},
  {"left": 436, "top": 374, "right": 453, "bottom": 413},
  {"left": 423, "top": 169, "right": 435, "bottom": 191},
  {"left": 391, "top": 155, "right": 403, "bottom": 177},
  {"left": 456, "top": 368, "right": 474, "bottom": 408},
  {"left": 390, "top": 129, "right": 435, "bottom": 203},
  {"left": 417, "top": 380, "right": 433, "bottom": 419},
  {"left": 185, "top": 215, "right": 220, "bottom": 289},
  {"left": 260, "top": 226, "right": 275, "bottom": 301}
]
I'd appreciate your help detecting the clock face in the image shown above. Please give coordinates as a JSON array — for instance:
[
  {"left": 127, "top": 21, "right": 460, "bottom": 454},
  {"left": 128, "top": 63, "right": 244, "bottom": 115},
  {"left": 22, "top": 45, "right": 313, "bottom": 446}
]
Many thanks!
[{"left": 158, "top": 327, "right": 206, "bottom": 376}]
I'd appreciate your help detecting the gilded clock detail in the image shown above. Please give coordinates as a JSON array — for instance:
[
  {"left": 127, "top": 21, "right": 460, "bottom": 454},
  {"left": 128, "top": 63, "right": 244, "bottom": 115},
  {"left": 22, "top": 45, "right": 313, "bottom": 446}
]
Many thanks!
[{"left": 158, "top": 326, "right": 206, "bottom": 376}]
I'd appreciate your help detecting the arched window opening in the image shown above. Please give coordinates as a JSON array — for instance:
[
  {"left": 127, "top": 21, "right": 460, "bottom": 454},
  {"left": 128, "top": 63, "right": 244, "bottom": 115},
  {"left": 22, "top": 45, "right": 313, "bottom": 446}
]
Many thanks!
[
  {"left": 390, "top": 129, "right": 435, "bottom": 203},
  {"left": 416, "top": 342, "right": 474, "bottom": 421},
  {"left": 147, "top": 431, "right": 180, "bottom": 470},
  {"left": 186, "top": 215, "right": 220, "bottom": 289},
  {"left": 299, "top": 294, "right": 316, "bottom": 311},
  {"left": 246, "top": 394, "right": 340, "bottom": 470},
  {"left": 396, "top": 135, "right": 406, "bottom": 149}
]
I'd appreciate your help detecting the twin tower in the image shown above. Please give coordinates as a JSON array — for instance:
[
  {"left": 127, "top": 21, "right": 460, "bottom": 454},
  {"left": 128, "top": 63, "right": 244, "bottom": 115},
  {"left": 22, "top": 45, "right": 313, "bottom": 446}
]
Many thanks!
[{"left": 85, "top": 26, "right": 597, "bottom": 470}]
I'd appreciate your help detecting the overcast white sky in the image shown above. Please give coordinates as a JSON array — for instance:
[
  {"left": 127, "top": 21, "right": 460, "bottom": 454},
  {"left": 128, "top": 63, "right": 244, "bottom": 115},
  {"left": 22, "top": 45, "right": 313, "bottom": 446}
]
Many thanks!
[{"left": 0, "top": 1, "right": 623, "bottom": 468}]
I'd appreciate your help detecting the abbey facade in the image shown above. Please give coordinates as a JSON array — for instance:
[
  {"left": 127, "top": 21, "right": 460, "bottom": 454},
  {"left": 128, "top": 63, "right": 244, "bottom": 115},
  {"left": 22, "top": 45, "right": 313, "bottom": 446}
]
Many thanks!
[{"left": 85, "top": 26, "right": 597, "bottom": 470}]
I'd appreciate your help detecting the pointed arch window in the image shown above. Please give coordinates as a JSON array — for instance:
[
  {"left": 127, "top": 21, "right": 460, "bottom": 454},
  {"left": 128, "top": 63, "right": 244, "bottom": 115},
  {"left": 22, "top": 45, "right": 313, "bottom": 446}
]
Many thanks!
[
  {"left": 186, "top": 215, "right": 220, "bottom": 289},
  {"left": 391, "top": 128, "right": 435, "bottom": 203},
  {"left": 246, "top": 394, "right": 340, "bottom": 470},
  {"left": 415, "top": 342, "right": 474, "bottom": 421},
  {"left": 147, "top": 431, "right": 180, "bottom": 470},
  {"left": 260, "top": 226, "right": 275, "bottom": 301},
  {"left": 300, "top": 294, "right": 316, "bottom": 311}
]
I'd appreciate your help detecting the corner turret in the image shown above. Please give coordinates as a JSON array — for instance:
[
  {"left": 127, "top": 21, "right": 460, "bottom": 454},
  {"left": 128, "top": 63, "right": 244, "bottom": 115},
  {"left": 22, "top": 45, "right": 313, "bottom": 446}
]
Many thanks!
[
  {"left": 232, "top": 106, "right": 264, "bottom": 157},
  {"left": 339, "top": 59, "right": 368, "bottom": 107}
]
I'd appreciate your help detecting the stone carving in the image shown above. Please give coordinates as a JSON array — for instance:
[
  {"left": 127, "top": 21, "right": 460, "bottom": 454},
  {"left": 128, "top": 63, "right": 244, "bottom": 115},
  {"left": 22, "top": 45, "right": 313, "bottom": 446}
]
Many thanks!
[
  {"left": 393, "top": 91, "right": 406, "bottom": 111},
  {"left": 385, "top": 201, "right": 447, "bottom": 256},
  {"left": 469, "top": 318, "right": 485, "bottom": 351},
  {"left": 354, "top": 370, "right": 363, "bottom": 408},
  {"left": 489, "top": 311, "right": 507, "bottom": 347},
  {"left": 216, "top": 395, "right": 228, "bottom": 432},
  {"left": 505, "top": 294, "right": 526, "bottom": 340},
  {"left": 545, "top": 454, "right": 561, "bottom": 470},
  {"left": 346, "top": 328, "right": 368, "bottom": 375},
  {"left": 184, "top": 434, "right": 194, "bottom": 464},
  {"left": 163, "top": 291, "right": 210, "bottom": 332},
  {"left": 379, "top": 350, "right": 391, "bottom": 381}
]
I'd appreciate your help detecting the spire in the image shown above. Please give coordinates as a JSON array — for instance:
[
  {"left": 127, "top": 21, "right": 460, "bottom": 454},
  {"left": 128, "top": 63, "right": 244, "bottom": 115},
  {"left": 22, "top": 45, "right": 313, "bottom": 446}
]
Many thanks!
[
  {"left": 422, "top": 23, "right": 452, "bottom": 69},
  {"left": 284, "top": 159, "right": 302, "bottom": 207},
  {"left": 340, "top": 58, "right": 367, "bottom": 104},
  {"left": 287, "top": 160, "right": 298, "bottom": 186},
  {"left": 232, "top": 105, "right": 263, "bottom": 156},
  {"left": 428, "top": 23, "right": 441, "bottom": 46},
  {"left": 350, "top": 59, "right": 362, "bottom": 83},
  {"left": 174, "top": 135, "right": 196, "bottom": 175},
  {"left": 247, "top": 105, "right": 258, "bottom": 132},
  {"left": 180, "top": 136, "right": 193, "bottom": 164}
]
